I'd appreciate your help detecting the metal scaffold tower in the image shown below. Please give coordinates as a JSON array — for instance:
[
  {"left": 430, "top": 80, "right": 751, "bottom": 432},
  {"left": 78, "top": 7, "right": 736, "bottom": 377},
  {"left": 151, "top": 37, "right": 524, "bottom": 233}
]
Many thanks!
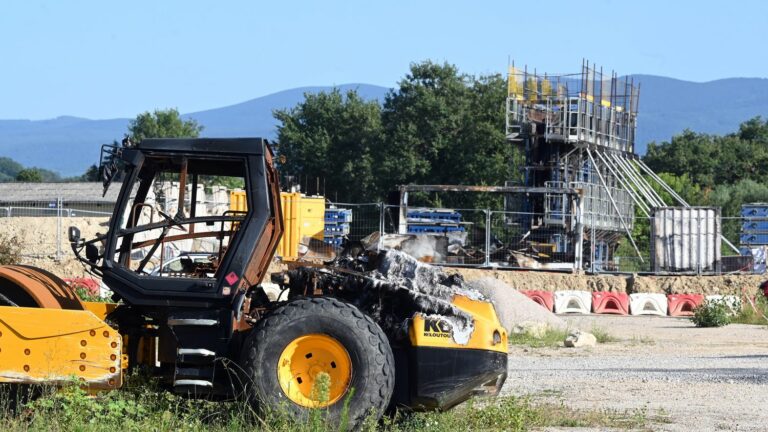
[{"left": 505, "top": 60, "right": 738, "bottom": 271}]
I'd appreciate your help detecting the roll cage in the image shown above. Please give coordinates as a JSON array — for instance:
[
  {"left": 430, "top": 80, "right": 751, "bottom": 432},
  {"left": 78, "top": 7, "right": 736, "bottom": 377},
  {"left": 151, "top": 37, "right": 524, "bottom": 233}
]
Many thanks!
[{"left": 69, "top": 138, "right": 283, "bottom": 308}]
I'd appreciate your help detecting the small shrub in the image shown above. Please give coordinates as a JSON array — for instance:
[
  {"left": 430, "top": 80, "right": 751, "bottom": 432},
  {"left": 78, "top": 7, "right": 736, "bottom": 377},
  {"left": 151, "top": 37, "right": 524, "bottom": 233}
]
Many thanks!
[{"left": 691, "top": 299, "right": 732, "bottom": 327}]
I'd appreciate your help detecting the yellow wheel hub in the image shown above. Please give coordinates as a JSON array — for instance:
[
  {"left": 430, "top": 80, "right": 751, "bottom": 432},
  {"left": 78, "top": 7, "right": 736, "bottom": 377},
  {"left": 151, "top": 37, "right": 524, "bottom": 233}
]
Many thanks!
[{"left": 277, "top": 334, "right": 352, "bottom": 408}]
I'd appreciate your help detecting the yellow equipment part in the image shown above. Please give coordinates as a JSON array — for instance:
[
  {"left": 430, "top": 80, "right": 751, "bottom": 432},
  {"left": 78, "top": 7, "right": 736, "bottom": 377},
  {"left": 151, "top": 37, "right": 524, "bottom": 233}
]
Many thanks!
[
  {"left": 0, "top": 306, "right": 124, "bottom": 389},
  {"left": 409, "top": 294, "right": 508, "bottom": 353},
  {"left": 231, "top": 190, "right": 325, "bottom": 260},
  {"left": 276, "top": 333, "right": 352, "bottom": 408}
]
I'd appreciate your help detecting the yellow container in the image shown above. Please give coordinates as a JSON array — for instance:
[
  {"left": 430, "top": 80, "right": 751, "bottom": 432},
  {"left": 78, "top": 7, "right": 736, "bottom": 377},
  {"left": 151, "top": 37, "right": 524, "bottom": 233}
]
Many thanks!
[{"left": 230, "top": 190, "right": 325, "bottom": 260}]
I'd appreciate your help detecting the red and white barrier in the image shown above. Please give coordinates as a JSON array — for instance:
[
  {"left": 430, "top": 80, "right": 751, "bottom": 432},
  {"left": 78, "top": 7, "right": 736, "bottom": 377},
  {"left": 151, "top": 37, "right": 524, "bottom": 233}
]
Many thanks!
[
  {"left": 592, "top": 292, "right": 629, "bottom": 315},
  {"left": 629, "top": 293, "right": 668, "bottom": 316},
  {"left": 520, "top": 290, "right": 554, "bottom": 312},
  {"left": 668, "top": 294, "right": 704, "bottom": 317},
  {"left": 554, "top": 290, "right": 592, "bottom": 314}
]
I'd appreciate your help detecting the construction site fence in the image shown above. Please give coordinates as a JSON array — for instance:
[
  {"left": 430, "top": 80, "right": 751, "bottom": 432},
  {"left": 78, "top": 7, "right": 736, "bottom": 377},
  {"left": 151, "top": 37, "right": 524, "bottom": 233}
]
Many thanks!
[
  {"left": 0, "top": 199, "right": 761, "bottom": 276},
  {"left": 0, "top": 199, "right": 113, "bottom": 261}
]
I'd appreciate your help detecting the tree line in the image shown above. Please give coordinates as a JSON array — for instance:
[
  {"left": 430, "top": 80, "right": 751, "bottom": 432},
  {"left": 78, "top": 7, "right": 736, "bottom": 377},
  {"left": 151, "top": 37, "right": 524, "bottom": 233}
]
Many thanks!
[
  {"left": 6, "top": 59, "right": 766, "bottom": 220},
  {"left": 643, "top": 116, "right": 768, "bottom": 216},
  {"left": 275, "top": 61, "right": 521, "bottom": 209}
]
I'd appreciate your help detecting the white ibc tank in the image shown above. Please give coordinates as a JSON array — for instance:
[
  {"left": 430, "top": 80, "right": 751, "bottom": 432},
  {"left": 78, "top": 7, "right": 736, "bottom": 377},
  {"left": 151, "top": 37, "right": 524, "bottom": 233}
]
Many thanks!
[
  {"left": 553, "top": 290, "right": 592, "bottom": 314},
  {"left": 629, "top": 293, "right": 668, "bottom": 316},
  {"left": 650, "top": 207, "right": 721, "bottom": 273}
]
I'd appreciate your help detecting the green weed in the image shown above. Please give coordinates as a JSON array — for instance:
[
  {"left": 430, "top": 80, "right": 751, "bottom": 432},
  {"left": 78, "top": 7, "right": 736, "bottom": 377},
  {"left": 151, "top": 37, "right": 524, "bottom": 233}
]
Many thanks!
[
  {"left": 508, "top": 328, "right": 568, "bottom": 348},
  {"left": 691, "top": 298, "right": 732, "bottom": 327},
  {"left": 732, "top": 295, "right": 768, "bottom": 325},
  {"left": 590, "top": 326, "right": 618, "bottom": 343}
]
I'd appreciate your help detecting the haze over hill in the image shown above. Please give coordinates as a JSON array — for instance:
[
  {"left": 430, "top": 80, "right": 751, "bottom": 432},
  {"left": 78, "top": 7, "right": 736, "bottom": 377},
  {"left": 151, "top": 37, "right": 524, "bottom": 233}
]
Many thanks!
[{"left": 0, "top": 76, "right": 767, "bottom": 177}]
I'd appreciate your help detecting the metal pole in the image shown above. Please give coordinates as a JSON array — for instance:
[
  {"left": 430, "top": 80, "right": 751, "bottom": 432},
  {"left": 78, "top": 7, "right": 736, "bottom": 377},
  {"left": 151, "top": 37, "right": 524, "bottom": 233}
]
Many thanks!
[
  {"left": 635, "top": 159, "right": 689, "bottom": 206},
  {"left": 596, "top": 150, "right": 650, "bottom": 216},
  {"left": 611, "top": 153, "right": 665, "bottom": 208},
  {"left": 378, "top": 203, "right": 385, "bottom": 252},
  {"left": 398, "top": 190, "right": 408, "bottom": 235},
  {"left": 591, "top": 192, "right": 596, "bottom": 272},
  {"left": 485, "top": 210, "right": 491, "bottom": 267},
  {"left": 586, "top": 149, "right": 644, "bottom": 261},
  {"left": 574, "top": 193, "right": 585, "bottom": 271},
  {"left": 56, "top": 196, "right": 62, "bottom": 262}
]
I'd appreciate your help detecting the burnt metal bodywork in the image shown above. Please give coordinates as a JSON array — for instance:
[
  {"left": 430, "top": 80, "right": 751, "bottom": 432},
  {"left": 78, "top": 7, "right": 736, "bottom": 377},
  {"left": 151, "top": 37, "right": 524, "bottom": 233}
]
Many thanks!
[
  {"left": 68, "top": 138, "right": 283, "bottom": 394},
  {"left": 98, "top": 138, "right": 282, "bottom": 308}
]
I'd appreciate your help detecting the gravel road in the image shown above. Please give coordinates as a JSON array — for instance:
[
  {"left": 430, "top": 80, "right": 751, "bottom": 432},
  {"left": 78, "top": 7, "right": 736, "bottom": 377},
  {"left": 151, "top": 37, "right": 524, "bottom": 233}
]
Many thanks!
[{"left": 500, "top": 315, "right": 768, "bottom": 431}]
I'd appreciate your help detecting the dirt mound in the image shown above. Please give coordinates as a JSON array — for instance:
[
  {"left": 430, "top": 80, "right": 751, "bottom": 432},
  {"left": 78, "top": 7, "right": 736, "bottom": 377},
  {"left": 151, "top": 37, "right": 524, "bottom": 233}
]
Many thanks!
[
  {"left": 630, "top": 273, "right": 765, "bottom": 296},
  {"left": 467, "top": 277, "right": 566, "bottom": 332},
  {"left": 454, "top": 267, "right": 764, "bottom": 296},
  {"left": 0, "top": 216, "right": 110, "bottom": 277},
  {"left": 456, "top": 268, "right": 628, "bottom": 292}
]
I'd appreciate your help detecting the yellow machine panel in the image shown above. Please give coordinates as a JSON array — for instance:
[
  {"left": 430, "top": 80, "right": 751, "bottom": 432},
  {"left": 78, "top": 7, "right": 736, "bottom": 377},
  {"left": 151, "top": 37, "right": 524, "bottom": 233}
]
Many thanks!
[
  {"left": 231, "top": 190, "right": 326, "bottom": 260},
  {"left": 0, "top": 306, "right": 124, "bottom": 389},
  {"left": 409, "top": 294, "right": 507, "bottom": 353}
]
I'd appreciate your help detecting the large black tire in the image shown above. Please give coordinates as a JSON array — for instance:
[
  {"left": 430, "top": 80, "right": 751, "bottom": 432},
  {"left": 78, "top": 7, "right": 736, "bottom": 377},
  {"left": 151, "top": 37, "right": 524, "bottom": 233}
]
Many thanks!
[{"left": 240, "top": 297, "right": 395, "bottom": 429}]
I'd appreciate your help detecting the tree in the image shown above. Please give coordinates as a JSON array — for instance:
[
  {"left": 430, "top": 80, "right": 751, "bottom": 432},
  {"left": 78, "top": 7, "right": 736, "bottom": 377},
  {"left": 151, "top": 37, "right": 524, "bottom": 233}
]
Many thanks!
[
  {"left": 273, "top": 60, "right": 522, "bottom": 208},
  {"left": 653, "top": 172, "right": 704, "bottom": 206},
  {"left": 643, "top": 117, "right": 768, "bottom": 189},
  {"left": 0, "top": 157, "right": 25, "bottom": 182},
  {"left": 275, "top": 89, "right": 383, "bottom": 202},
  {"left": 379, "top": 62, "right": 470, "bottom": 190},
  {"left": 128, "top": 108, "right": 203, "bottom": 142},
  {"left": 377, "top": 61, "right": 517, "bottom": 208},
  {"left": 15, "top": 168, "right": 43, "bottom": 182},
  {"left": 79, "top": 164, "right": 100, "bottom": 182},
  {"left": 643, "top": 130, "right": 719, "bottom": 188}
]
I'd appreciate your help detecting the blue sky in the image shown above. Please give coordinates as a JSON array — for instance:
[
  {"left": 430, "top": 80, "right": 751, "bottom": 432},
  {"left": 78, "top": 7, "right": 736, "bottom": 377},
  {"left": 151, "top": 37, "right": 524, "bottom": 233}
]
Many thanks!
[{"left": 1, "top": 0, "right": 766, "bottom": 120}]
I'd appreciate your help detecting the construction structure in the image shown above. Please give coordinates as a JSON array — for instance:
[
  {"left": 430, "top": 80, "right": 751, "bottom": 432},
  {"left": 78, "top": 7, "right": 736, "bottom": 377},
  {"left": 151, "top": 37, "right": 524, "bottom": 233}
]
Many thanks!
[{"left": 504, "top": 61, "right": 736, "bottom": 272}]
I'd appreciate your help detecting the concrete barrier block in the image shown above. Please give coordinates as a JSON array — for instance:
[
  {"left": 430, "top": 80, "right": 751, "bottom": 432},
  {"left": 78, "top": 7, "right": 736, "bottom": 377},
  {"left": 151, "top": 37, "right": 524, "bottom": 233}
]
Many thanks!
[
  {"left": 520, "top": 290, "right": 554, "bottom": 312},
  {"left": 629, "top": 293, "right": 668, "bottom": 316},
  {"left": 554, "top": 290, "right": 592, "bottom": 314},
  {"left": 668, "top": 294, "right": 704, "bottom": 317},
  {"left": 592, "top": 292, "right": 629, "bottom": 315}
]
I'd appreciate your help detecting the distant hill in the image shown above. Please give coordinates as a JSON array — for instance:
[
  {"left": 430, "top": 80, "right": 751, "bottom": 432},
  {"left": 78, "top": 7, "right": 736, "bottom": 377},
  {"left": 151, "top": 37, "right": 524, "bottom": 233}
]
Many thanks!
[
  {"left": 1, "top": 77, "right": 767, "bottom": 176},
  {"left": 632, "top": 75, "right": 768, "bottom": 151},
  {"left": 0, "top": 84, "right": 388, "bottom": 176}
]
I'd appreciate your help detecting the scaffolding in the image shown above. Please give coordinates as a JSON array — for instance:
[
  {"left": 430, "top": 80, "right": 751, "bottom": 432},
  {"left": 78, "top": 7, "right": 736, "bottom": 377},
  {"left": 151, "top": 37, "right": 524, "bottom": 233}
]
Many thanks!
[
  {"left": 505, "top": 60, "right": 640, "bottom": 153},
  {"left": 505, "top": 60, "right": 738, "bottom": 269}
]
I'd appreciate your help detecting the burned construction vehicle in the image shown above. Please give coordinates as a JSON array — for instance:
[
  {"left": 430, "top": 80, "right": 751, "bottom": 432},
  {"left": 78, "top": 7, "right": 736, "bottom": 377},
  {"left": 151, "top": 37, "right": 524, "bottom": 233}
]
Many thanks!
[{"left": 0, "top": 138, "right": 507, "bottom": 428}]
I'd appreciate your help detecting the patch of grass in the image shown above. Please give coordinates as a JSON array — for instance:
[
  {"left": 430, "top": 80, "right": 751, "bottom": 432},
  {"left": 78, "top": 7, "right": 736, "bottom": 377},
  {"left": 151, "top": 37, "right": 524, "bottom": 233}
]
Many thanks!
[
  {"left": 523, "top": 399, "right": 670, "bottom": 430},
  {"left": 590, "top": 326, "right": 618, "bottom": 344},
  {"left": 0, "top": 371, "right": 666, "bottom": 432},
  {"left": 732, "top": 295, "right": 768, "bottom": 326},
  {"left": 508, "top": 328, "right": 568, "bottom": 348},
  {"left": 0, "top": 383, "right": 670, "bottom": 432}
]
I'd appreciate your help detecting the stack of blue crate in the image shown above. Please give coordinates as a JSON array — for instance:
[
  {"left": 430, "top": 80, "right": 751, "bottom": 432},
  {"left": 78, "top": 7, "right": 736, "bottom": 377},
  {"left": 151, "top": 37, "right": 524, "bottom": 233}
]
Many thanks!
[
  {"left": 740, "top": 203, "right": 768, "bottom": 273},
  {"left": 324, "top": 208, "right": 352, "bottom": 246},
  {"left": 406, "top": 208, "right": 465, "bottom": 234}
]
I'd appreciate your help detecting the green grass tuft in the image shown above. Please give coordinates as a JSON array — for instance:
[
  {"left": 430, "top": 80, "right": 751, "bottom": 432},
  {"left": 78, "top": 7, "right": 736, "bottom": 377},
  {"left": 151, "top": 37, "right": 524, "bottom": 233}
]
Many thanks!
[
  {"left": 732, "top": 295, "right": 768, "bottom": 326},
  {"left": 590, "top": 326, "right": 619, "bottom": 344},
  {"left": 508, "top": 328, "right": 568, "bottom": 348}
]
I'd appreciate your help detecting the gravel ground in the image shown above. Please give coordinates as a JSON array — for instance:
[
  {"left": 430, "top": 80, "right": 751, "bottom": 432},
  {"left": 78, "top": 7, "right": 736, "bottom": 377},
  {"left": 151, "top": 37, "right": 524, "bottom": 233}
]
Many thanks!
[{"left": 500, "top": 315, "right": 768, "bottom": 431}]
